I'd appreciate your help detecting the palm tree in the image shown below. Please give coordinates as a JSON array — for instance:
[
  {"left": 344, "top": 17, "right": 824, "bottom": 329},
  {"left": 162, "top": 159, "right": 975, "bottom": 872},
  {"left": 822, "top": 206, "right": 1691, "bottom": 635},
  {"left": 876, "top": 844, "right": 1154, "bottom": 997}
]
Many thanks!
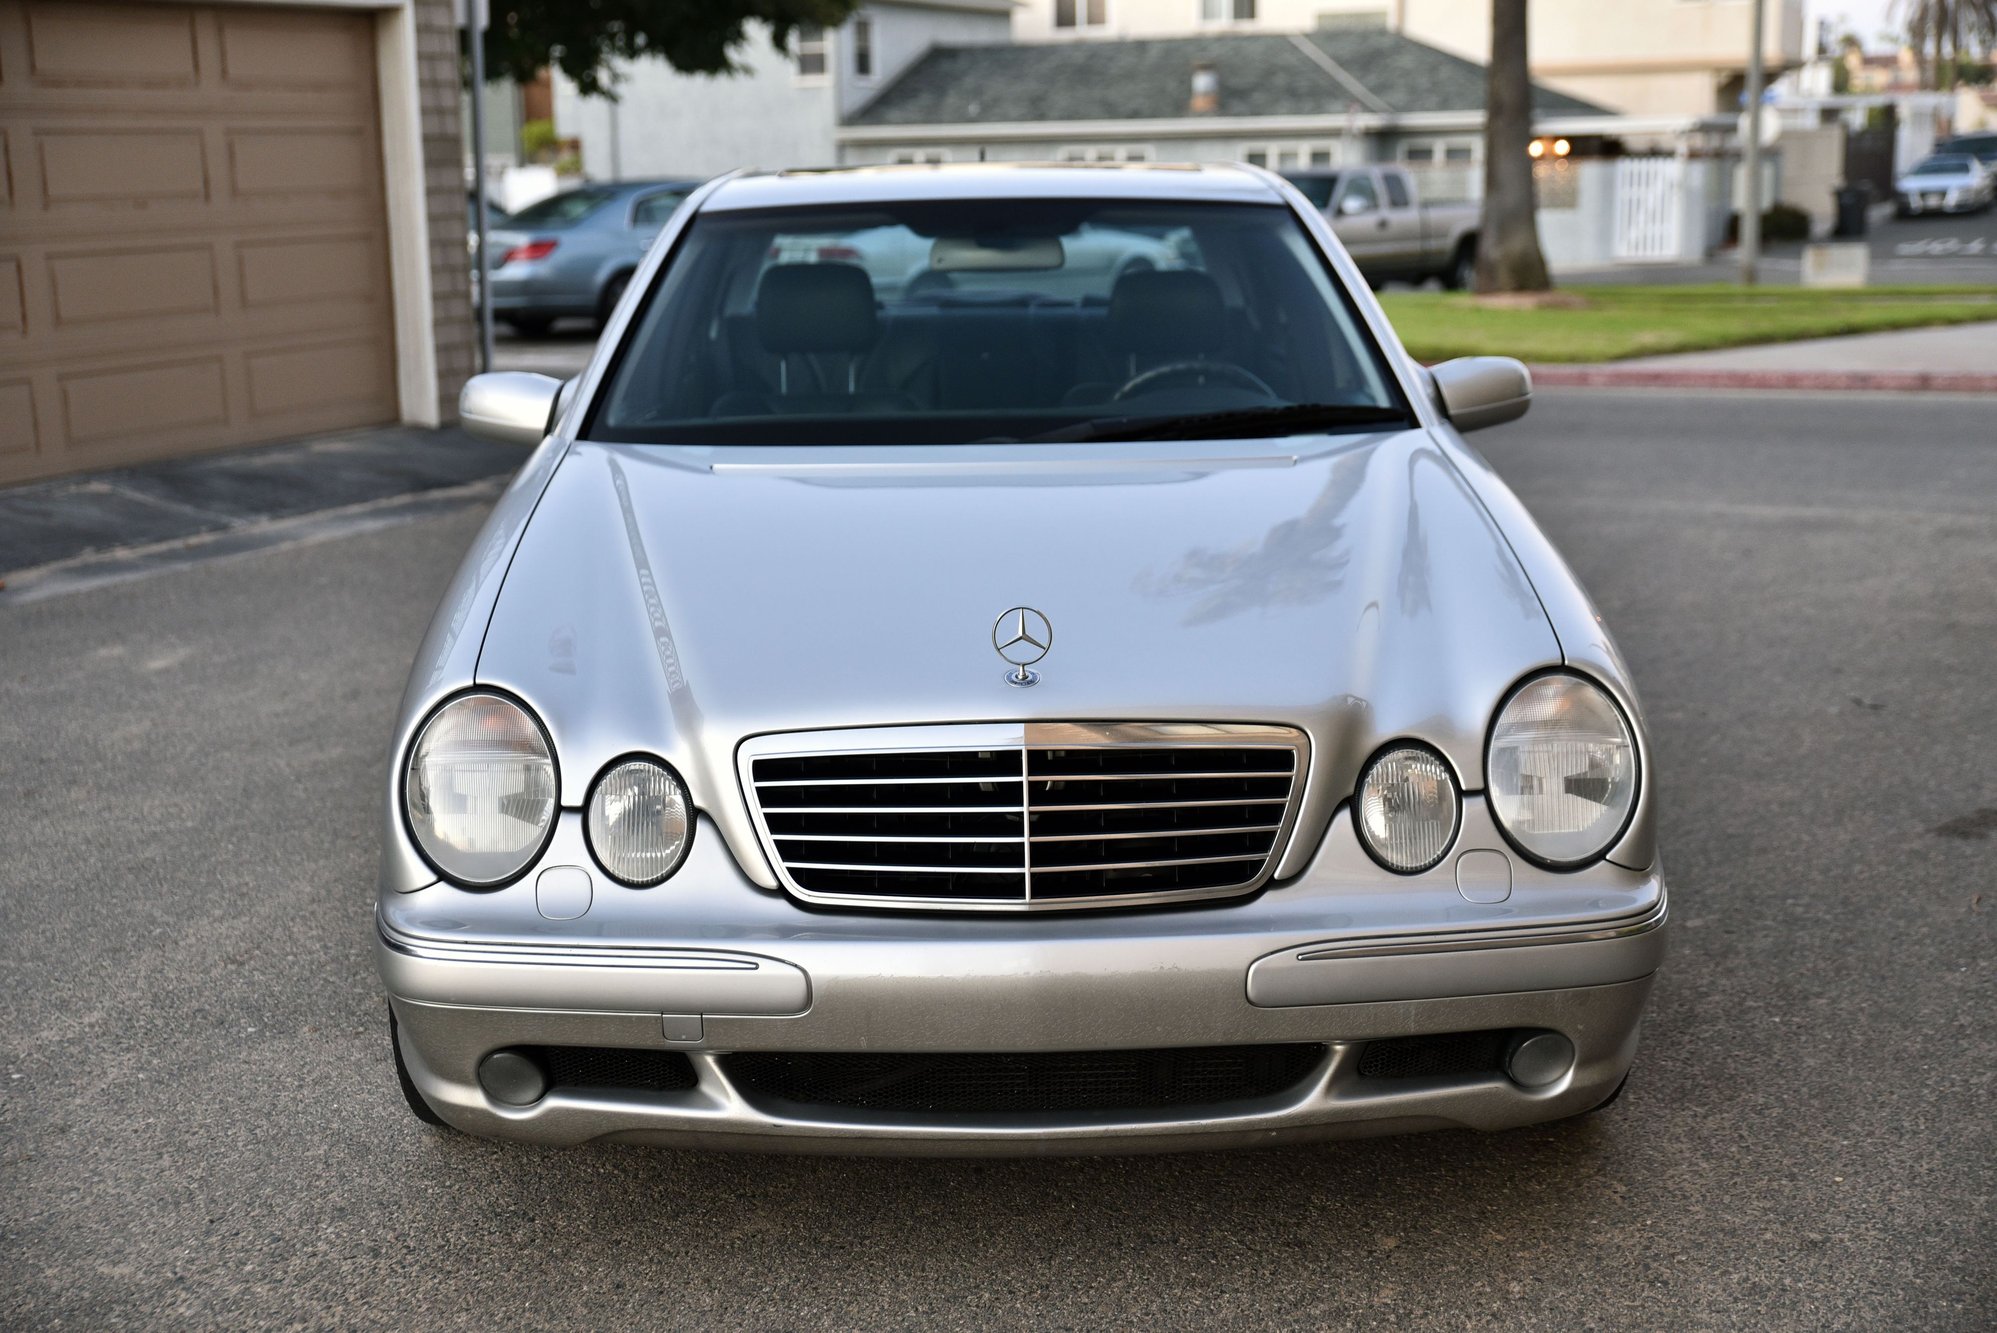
[
  {"left": 1475, "top": 0, "right": 1551, "bottom": 293},
  {"left": 1896, "top": 0, "right": 1997, "bottom": 89}
]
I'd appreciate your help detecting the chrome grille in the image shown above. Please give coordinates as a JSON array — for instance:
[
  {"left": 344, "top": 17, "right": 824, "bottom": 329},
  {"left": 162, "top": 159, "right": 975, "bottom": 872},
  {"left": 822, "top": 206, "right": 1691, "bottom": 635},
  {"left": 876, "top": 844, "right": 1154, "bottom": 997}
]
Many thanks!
[{"left": 742, "top": 723, "right": 1308, "bottom": 911}]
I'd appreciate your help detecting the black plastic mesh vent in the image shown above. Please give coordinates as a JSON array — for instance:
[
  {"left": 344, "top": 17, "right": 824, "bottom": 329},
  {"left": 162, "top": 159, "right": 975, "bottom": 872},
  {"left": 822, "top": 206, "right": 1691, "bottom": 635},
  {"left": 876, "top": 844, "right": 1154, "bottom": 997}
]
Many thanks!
[
  {"left": 531, "top": 1046, "right": 697, "bottom": 1093},
  {"left": 1355, "top": 1030, "right": 1512, "bottom": 1081},
  {"left": 724, "top": 1045, "right": 1325, "bottom": 1115}
]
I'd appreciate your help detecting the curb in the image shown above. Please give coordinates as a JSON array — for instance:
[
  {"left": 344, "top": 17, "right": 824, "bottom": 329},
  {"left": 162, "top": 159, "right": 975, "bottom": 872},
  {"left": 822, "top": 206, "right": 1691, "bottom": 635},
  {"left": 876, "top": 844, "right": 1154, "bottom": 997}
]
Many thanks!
[{"left": 1529, "top": 366, "right": 1997, "bottom": 394}]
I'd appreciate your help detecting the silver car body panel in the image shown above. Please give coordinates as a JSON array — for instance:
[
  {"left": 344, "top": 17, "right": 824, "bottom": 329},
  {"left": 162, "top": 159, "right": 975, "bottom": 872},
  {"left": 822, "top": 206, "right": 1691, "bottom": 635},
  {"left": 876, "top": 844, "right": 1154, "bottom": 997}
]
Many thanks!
[{"left": 380, "top": 163, "right": 1665, "bottom": 1151}]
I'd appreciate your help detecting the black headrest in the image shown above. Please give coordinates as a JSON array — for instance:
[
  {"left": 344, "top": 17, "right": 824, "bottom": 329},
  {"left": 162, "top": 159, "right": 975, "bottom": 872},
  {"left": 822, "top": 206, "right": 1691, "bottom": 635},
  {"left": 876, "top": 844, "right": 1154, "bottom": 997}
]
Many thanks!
[
  {"left": 1107, "top": 269, "right": 1225, "bottom": 356},
  {"left": 756, "top": 263, "right": 878, "bottom": 354}
]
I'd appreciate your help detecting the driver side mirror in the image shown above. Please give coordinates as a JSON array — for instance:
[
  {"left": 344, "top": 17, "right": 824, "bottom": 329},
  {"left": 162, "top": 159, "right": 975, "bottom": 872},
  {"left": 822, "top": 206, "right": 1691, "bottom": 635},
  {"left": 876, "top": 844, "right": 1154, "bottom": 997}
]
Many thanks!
[
  {"left": 1429, "top": 357, "right": 1532, "bottom": 432},
  {"left": 460, "top": 372, "right": 563, "bottom": 446}
]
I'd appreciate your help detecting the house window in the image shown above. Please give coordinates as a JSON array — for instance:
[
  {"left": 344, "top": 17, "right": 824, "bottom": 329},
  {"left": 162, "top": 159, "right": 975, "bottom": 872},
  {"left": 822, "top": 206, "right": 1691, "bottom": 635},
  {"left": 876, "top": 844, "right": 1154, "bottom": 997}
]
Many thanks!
[
  {"left": 851, "top": 16, "right": 873, "bottom": 78},
  {"left": 1244, "top": 142, "right": 1338, "bottom": 169},
  {"left": 1201, "top": 0, "right": 1255, "bottom": 20},
  {"left": 1058, "top": 145, "right": 1155, "bottom": 162},
  {"left": 1443, "top": 143, "right": 1475, "bottom": 164},
  {"left": 795, "top": 24, "right": 827, "bottom": 79},
  {"left": 1054, "top": 0, "right": 1108, "bottom": 29},
  {"left": 893, "top": 149, "right": 951, "bottom": 164}
]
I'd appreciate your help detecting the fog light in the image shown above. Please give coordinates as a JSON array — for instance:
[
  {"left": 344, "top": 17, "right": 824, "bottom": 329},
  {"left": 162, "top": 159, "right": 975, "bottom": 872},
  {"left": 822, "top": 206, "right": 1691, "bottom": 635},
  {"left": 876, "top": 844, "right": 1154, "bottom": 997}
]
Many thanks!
[
  {"left": 477, "top": 1049, "right": 548, "bottom": 1106},
  {"left": 1505, "top": 1032, "right": 1576, "bottom": 1089}
]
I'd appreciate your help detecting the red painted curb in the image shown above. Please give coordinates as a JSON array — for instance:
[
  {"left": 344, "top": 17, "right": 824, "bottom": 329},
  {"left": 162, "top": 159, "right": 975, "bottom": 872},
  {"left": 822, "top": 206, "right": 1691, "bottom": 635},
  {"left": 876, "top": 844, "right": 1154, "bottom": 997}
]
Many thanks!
[{"left": 1526, "top": 366, "right": 1997, "bottom": 394}]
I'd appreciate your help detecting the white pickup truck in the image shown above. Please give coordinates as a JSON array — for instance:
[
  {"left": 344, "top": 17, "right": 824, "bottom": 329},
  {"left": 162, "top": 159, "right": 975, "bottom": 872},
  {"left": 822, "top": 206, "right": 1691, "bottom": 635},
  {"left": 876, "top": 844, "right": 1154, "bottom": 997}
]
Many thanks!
[{"left": 1283, "top": 165, "right": 1481, "bottom": 289}]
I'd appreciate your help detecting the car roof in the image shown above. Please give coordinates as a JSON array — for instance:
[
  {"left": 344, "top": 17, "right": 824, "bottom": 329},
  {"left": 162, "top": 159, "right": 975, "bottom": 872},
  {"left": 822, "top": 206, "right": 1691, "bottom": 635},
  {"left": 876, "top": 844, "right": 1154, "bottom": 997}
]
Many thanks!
[{"left": 701, "top": 162, "right": 1286, "bottom": 213}]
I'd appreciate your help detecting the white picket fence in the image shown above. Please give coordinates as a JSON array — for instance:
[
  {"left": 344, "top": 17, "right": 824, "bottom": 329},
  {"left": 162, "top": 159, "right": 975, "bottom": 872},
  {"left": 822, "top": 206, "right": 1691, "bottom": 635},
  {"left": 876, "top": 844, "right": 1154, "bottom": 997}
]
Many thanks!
[{"left": 1612, "top": 156, "right": 1685, "bottom": 262}]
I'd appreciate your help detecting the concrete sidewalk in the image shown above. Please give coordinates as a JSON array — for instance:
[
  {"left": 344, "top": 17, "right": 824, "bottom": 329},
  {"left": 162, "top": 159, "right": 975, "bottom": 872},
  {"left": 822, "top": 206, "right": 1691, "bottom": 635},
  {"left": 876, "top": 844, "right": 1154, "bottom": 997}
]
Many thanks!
[
  {"left": 1534, "top": 320, "right": 1997, "bottom": 393},
  {"left": 0, "top": 425, "right": 529, "bottom": 598}
]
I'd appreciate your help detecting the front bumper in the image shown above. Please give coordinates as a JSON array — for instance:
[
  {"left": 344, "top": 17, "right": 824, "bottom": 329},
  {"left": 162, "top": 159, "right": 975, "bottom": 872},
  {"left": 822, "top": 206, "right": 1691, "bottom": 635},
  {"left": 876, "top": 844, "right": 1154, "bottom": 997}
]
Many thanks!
[{"left": 381, "top": 803, "right": 1667, "bottom": 1154}]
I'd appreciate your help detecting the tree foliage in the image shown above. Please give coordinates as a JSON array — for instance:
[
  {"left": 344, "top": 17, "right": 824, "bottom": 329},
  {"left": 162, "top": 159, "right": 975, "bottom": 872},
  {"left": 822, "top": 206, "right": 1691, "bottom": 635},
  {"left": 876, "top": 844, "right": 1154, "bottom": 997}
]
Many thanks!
[
  {"left": 1894, "top": 0, "right": 1997, "bottom": 89},
  {"left": 483, "top": 0, "right": 862, "bottom": 96}
]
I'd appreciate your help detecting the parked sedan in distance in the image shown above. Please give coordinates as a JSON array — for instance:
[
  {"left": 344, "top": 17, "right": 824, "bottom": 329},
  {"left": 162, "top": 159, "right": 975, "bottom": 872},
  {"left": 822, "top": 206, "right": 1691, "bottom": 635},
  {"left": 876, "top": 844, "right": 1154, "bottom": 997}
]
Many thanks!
[
  {"left": 385, "top": 163, "right": 1666, "bottom": 1154},
  {"left": 1894, "top": 153, "right": 1995, "bottom": 217},
  {"left": 487, "top": 179, "right": 700, "bottom": 334},
  {"left": 1936, "top": 132, "right": 1997, "bottom": 173}
]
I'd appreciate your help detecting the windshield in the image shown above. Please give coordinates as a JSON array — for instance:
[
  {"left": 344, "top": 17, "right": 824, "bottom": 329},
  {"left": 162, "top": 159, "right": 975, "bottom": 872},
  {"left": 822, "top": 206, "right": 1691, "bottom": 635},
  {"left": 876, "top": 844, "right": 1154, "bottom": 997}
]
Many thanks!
[
  {"left": 591, "top": 199, "right": 1407, "bottom": 444},
  {"left": 506, "top": 187, "right": 619, "bottom": 228},
  {"left": 1910, "top": 157, "right": 1972, "bottom": 176}
]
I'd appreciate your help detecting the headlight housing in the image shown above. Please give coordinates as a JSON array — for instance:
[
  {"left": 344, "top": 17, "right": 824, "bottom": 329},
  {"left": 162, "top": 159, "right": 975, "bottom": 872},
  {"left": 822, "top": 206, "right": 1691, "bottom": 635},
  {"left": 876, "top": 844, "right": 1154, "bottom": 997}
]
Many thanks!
[
  {"left": 586, "top": 757, "right": 693, "bottom": 886},
  {"left": 404, "top": 692, "right": 558, "bottom": 887},
  {"left": 1355, "top": 744, "right": 1461, "bottom": 873},
  {"left": 1487, "top": 673, "right": 1638, "bottom": 868}
]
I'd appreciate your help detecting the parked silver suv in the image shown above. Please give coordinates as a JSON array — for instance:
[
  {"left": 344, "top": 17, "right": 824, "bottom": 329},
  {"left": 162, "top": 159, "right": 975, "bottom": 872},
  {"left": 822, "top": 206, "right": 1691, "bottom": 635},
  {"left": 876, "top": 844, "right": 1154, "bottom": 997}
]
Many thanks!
[{"left": 382, "top": 164, "right": 1665, "bottom": 1153}]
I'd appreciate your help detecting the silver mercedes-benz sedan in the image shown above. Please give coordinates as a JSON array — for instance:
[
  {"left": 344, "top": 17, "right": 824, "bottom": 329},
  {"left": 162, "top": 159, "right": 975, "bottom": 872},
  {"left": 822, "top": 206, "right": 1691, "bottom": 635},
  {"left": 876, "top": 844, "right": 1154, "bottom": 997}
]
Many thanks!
[{"left": 380, "top": 163, "right": 1666, "bottom": 1154}]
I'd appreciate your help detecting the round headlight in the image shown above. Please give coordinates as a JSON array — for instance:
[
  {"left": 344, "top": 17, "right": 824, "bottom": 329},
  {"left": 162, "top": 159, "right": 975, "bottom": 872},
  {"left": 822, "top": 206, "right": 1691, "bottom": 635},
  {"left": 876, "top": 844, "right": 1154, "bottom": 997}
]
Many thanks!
[
  {"left": 1355, "top": 745, "right": 1460, "bottom": 873},
  {"left": 1487, "top": 674, "right": 1638, "bottom": 868},
  {"left": 586, "top": 758, "right": 692, "bottom": 887},
  {"left": 404, "top": 692, "right": 558, "bottom": 887}
]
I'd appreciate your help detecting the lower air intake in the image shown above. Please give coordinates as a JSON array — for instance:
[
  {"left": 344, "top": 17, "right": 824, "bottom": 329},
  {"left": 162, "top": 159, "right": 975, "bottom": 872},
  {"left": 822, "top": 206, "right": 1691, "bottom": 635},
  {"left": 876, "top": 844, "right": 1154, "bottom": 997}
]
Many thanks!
[
  {"left": 1355, "top": 1030, "right": 1512, "bottom": 1081},
  {"left": 723, "top": 1045, "right": 1326, "bottom": 1115},
  {"left": 531, "top": 1046, "right": 698, "bottom": 1093}
]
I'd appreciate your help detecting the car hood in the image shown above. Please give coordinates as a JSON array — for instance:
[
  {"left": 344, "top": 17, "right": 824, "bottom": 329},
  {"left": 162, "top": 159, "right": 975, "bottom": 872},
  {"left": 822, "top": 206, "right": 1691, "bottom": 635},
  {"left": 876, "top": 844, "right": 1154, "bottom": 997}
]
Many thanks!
[{"left": 476, "top": 432, "right": 1561, "bottom": 887}]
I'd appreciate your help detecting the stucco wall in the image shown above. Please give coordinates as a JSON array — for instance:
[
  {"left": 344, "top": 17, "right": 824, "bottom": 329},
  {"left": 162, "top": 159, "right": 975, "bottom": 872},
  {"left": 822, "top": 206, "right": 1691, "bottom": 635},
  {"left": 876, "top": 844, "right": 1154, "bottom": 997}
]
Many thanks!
[{"left": 557, "top": 35, "right": 839, "bottom": 179}]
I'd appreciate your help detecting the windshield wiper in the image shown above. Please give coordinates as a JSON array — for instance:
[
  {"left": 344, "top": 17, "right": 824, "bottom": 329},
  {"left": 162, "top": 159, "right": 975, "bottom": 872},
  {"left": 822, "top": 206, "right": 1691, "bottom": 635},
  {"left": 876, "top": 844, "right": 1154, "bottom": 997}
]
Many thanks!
[{"left": 982, "top": 403, "right": 1409, "bottom": 445}]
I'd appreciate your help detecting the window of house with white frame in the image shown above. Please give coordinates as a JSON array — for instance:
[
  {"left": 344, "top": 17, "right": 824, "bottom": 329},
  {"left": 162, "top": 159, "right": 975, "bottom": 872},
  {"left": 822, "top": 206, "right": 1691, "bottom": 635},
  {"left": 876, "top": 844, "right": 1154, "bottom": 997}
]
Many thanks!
[
  {"left": 851, "top": 15, "right": 874, "bottom": 80},
  {"left": 1053, "top": 0, "right": 1108, "bottom": 30},
  {"left": 794, "top": 23, "right": 828, "bottom": 81},
  {"left": 1200, "top": 0, "right": 1256, "bottom": 22},
  {"left": 1057, "top": 145, "right": 1156, "bottom": 162},
  {"left": 1240, "top": 143, "right": 1342, "bottom": 170}
]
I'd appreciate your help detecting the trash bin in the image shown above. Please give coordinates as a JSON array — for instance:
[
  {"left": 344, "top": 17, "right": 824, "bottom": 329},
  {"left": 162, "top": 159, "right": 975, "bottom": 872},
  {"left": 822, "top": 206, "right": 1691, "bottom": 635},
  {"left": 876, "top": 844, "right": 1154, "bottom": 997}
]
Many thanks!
[{"left": 1832, "top": 184, "right": 1871, "bottom": 239}]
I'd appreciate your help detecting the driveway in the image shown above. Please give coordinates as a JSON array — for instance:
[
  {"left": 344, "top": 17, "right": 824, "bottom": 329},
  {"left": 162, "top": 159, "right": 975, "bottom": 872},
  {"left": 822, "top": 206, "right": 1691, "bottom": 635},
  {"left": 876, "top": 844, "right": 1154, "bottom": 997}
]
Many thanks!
[{"left": 2, "top": 389, "right": 1992, "bottom": 1330}]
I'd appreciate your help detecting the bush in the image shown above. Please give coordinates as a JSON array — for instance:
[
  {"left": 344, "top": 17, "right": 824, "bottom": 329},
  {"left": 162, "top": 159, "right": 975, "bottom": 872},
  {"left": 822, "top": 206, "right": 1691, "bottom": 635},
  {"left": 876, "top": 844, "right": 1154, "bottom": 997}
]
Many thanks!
[
  {"left": 1725, "top": 202, "right": 1814, "bottom": 245},
  {"left": 521, "top": 118, "right": 558, "bottom": 163}
]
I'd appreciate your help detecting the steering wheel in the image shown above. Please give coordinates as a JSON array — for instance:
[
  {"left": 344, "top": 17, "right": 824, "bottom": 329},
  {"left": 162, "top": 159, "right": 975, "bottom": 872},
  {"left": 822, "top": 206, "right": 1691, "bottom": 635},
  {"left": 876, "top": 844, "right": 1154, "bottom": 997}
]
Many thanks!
[{"left": 1112, "top": 360, "right": 1276, "bottom": 402}]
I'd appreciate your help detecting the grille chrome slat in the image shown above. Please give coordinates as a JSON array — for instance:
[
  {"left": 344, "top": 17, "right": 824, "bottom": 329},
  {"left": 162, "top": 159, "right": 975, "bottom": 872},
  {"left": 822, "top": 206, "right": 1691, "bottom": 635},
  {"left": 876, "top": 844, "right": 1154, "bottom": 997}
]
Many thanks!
[
  {"left": 1029, "top": 823, "right": 1283, "bottom": 843},
  {"left": 743, "top": 724, "right": 1308, "bottom": 913},
  {"left": 781, "top": 861, "right": 1027, "bottom": 875}
]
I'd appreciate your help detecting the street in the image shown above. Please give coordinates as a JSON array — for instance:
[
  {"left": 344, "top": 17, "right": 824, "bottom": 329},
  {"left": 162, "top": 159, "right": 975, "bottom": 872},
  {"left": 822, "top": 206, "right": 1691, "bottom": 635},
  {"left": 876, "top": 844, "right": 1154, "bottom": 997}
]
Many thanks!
[{"left": 3, "top": 389, "right": 1993, "bottom": 1329}]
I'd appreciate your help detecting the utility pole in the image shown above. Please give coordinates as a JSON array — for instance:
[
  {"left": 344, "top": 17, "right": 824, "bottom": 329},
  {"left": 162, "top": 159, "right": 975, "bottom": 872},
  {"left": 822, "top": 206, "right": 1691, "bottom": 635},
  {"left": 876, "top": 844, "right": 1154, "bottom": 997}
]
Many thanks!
[
  {"left": 1740, "top": 0, "right": 1767, "bottom": 286},
  {"left": 467, "top": 0, "right": 494, "bottom": 372}
]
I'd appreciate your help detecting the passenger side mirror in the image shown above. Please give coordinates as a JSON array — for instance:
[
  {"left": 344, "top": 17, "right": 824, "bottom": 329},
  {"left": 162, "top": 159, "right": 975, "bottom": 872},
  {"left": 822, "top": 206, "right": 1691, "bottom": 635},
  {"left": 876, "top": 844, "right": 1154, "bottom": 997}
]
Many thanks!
[
  {"left": 1338, "top": 194, "right": 1373, "bottom": 216},
  {"left": 460, "top": 372, "right": 564, "bottom": 446},
  {"left": 1429, "top": 356, "right": 1532, "bottom": 432}
]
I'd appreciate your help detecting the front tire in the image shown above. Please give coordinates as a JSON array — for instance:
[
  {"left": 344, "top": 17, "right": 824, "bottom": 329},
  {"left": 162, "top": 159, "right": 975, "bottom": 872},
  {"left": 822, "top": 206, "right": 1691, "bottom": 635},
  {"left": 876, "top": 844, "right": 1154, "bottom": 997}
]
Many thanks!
[
  {"left": 596, "top": 271, "right": 632, "bottom": 329},
  {"left": 1443, "top": 240, "right": 1477, "bottom": 291},
  {"left": 390, "top": 1009, "right": 450, "bottom": 1128}
]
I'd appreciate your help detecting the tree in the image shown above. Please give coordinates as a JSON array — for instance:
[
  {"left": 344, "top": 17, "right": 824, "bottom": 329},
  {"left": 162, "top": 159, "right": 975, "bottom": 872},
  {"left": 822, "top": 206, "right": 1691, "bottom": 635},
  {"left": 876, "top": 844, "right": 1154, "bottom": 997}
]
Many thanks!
[
  {"left": 1895, "top": 0, "right": 1997, "bottom": 90},
  {"left": 1475, "top": 0, "right": 1551, "bottom": 293},
  {"left": 482, "top": 0, "right": 863, "bottom": 97}
]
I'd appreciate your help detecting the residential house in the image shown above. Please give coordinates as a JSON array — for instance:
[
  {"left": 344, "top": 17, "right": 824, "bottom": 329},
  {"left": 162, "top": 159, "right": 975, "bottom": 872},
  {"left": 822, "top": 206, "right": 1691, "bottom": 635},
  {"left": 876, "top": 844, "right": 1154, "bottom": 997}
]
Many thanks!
[
  {"left": 838, "top": 27, "right": 1616, "bottom": 197},
  {"left": 1, "top": 0, "right": 477, "bottom": 487},
  {"left": 553, "top": 1, "right": 1014, "bottom": 180},
  {"left": 1011, "top": 0, "right": 1808, "bottom": 120}
]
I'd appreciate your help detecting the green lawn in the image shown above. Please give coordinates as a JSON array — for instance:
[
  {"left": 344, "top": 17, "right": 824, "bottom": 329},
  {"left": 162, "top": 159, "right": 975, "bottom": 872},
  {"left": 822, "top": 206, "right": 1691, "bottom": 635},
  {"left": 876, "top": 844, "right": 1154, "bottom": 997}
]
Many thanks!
[{"left": 1376, "top": 285, "right": 1997, "bottom": 364}]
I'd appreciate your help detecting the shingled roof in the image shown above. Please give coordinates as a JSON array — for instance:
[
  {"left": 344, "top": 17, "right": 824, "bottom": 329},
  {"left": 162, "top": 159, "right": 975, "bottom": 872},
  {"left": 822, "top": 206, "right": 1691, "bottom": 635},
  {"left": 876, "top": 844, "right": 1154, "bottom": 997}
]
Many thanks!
[{"left": 849, "top": 29, "right": 1606, "bottom": 126}]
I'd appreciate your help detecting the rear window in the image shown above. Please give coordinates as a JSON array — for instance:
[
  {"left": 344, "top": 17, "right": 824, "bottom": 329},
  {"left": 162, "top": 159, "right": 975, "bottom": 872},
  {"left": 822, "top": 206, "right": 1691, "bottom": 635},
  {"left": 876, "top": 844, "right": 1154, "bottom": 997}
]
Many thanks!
[{"left": 506, "top": 187, "right": 619, "bottom": 227}]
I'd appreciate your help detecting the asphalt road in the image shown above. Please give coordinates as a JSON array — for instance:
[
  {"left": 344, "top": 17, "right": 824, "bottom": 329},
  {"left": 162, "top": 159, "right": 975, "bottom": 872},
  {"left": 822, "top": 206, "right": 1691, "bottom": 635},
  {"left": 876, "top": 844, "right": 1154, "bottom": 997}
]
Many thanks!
[{"left": 3, "top": 390, "right": 1993, "bottom": 1330}]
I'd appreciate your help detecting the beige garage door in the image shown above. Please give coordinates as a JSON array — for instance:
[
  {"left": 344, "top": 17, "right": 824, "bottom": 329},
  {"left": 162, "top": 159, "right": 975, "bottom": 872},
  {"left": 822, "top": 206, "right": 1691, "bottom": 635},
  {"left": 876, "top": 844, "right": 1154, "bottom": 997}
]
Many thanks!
[{"left": 0, "top": 1, "right": 400, "bottom": 487}]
